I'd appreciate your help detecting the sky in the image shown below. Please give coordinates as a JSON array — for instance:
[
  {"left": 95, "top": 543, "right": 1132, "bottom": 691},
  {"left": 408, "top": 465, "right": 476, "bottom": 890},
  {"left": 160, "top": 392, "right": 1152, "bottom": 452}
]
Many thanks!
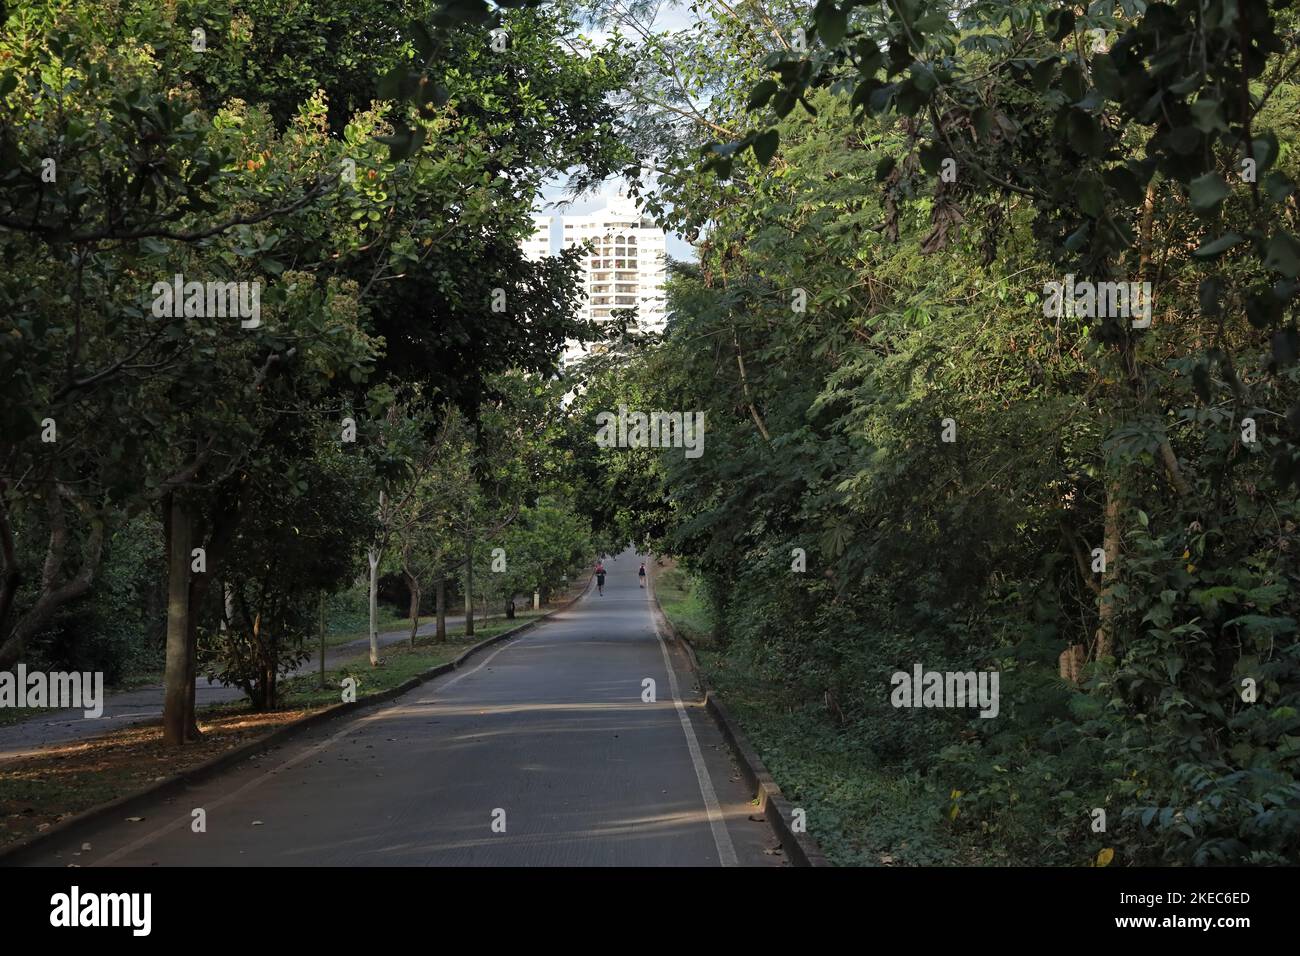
[{"left": 535, "top": 1, "right": 701, "bottom": 262}]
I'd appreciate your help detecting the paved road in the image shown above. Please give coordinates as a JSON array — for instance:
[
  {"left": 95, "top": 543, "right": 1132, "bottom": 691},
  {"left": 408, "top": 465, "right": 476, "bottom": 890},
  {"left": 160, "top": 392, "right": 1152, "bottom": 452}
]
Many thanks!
[
  {"left": 19, "top": 550, "right": 782, "bottom": 866},
  {"left": 0, "top": 605, "right": 523, "bottom": 762}
]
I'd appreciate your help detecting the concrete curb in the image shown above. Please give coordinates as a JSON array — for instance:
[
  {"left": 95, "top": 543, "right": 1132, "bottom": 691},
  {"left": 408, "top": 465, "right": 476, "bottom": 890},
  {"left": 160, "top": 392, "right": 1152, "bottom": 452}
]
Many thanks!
[
  {"left": 0, "top": 573, "right": 593, "bottom": 866},
  {"left": 647, "top": 561, "right": 830, "bottom": 868}
]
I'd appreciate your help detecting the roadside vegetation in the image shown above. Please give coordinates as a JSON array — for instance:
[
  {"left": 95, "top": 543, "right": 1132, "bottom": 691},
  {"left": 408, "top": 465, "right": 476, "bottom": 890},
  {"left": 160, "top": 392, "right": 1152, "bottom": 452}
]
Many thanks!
[{"left": 583, "top": 0, "right": 1300, "bottom": 867}]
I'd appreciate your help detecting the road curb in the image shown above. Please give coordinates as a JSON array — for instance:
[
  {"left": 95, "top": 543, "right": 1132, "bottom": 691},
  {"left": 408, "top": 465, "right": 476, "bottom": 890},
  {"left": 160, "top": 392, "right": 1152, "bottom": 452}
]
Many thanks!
[
  {"left": 0, "top": 572, "right": 593, "bottom": 866},
  {"left": 647, "top": 561, "right": 830, "bottom": 868}
]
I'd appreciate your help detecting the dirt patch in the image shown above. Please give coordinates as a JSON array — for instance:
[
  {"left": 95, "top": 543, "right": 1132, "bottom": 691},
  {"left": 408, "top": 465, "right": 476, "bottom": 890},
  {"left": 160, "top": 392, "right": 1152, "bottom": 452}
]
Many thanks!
[{"left": 0, "top": 708, "right": 318, "bottom": 848}]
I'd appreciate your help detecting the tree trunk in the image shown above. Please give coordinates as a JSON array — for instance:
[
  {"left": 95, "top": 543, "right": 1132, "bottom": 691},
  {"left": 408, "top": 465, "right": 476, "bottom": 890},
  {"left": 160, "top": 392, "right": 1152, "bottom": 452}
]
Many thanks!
[
  {"left": 162, "top": 494, "right": 193, "bottom": 745},
  {"left": 1093, "top": 474, "right": 1124, "bottom": 662},
  {"left": 435, "top": 577, "right": 447, "bottom": 642},
  {"left": 0, "top": 487, "right": 105, "bottom": 670},
  {"left": 464, "top": 539, "right": 475, "bottom": 637},
  {"left": 1060, "top": 474, "right": 1125, "bottom": 680},
  {"left": 367, "top": 546, "right": 381, "bottom": 666},
  {"left": 319, "top": 591, "right": 327, "bottom": 690},
  {"left": 407, "top": 572, "right": 421, "bottom": 648},
  {"left": 183, "top": 574, "right": 203, "bottom": 741},
  {"left": 221, "top": 582, "right": 234, "bottom": 630}
]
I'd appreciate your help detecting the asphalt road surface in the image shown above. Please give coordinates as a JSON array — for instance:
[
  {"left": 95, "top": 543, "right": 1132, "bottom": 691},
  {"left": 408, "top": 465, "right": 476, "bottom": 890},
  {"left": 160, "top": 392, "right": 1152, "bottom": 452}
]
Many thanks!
[{"left": 21, "top": 550, "right": 783, "bottom": 866}]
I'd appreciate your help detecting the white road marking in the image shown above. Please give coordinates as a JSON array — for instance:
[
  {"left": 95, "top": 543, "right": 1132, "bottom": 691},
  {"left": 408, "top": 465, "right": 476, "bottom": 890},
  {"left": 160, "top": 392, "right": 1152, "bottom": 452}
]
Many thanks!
[{"left": 648, "top": 589, "right": 739, "bottom": 867}]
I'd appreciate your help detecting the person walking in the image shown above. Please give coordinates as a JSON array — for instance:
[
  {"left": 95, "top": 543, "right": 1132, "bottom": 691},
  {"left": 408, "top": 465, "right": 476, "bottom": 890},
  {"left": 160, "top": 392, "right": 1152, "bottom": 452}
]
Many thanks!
[
  {"left": 595, "top": 560, "right": 606, "bottom": 596},
  {"left": 638, "top": 562, "right": 647, "bottom": 588}
]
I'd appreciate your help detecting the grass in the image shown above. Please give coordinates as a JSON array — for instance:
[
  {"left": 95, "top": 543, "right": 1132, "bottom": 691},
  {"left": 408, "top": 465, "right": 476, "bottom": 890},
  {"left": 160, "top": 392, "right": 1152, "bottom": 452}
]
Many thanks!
[
  {"left": 652, "top": 561, "right": 715, "bottom": 645},
  {"left": 319, "top": 608, "right": 431, "bottom": 649},
  {"left": 696, "top": 647, "right": 964, "bottom": 866},
  {"left": 652, "top": 560, "right": 966, "bottom": 867},
  {"left": 277, "top": 610, "right": 546, "bottom": 710},
  {"left": 321, "top": 605, "right": 522, "bottom": 650},
  {"left": 112, "top": 668, "right": 166, "bottom": 690}
]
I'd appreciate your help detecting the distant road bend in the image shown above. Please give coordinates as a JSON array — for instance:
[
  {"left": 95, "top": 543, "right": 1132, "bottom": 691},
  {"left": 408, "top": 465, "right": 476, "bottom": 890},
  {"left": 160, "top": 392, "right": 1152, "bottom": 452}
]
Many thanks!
[{"left": 23, "top": 549, "right": 782, "bottom": 866}]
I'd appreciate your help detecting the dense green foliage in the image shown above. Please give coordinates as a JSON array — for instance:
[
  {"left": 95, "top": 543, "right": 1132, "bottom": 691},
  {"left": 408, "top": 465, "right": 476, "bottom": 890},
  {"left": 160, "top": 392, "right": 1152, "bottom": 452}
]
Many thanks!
[
  {"left": 0, "top": 0, "right": 618, "bottom": 722},
  {"left": 572, "top": 0, "right": 1300, "bottom": 865}
]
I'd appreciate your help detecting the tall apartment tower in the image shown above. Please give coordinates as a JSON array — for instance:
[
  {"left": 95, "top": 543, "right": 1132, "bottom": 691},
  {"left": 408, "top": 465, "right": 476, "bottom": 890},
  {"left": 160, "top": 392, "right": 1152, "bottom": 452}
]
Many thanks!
[
  {"left": 522, "top": 214, "right": 551, "bottom": 261},
  {"left": 520, "top": 197, "right": 668, "bottom": 361},
  {"left": 560, "top": 195, "right": 667, "bottom": 337}
]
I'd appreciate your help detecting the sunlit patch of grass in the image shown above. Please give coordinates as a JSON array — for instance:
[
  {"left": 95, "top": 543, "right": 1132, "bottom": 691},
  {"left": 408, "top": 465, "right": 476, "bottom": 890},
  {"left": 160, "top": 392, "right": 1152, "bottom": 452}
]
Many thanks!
[{"left": 653, "top": 561, "right": 716, "bottom": 647}]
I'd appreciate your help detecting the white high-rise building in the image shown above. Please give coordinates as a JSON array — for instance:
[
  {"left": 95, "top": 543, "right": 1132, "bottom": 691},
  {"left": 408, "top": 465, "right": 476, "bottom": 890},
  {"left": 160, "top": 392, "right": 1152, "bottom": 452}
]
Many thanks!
[
  {"left": 521, "top": 196, "right": 668, "bottom": 361},
  {"left": 523, "top": 214, "right": 551, "bottom": 261},
  {"left": 559, "top": 195, "right": 667, "bottom": 339}
]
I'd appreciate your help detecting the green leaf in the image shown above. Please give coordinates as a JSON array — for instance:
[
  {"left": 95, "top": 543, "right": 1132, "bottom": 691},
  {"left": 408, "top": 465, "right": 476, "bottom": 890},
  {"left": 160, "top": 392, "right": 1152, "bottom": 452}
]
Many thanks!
[
  {"left": 1188, "top": 172, "right": 1230, "bottom": 213},
  {"left": 1030, "top": 57, "right": 1058, "bottom": 93},
  {"left": 894, "top": 78, "right": 928, "bottom": 116},
  {"left": 1090, "top": 54, "right": 1123, "bottom": 99},
  {"left": 1263, "top": 232, "right": 1300, "bottom": 278},
  {"left": 748, "top": 80, "right": 779, "bottom": 110},
  {"left": 1252, "top": 131, "right": 1280, "bottom": 172},
  {"left": 1063, "top": 222, "right": 1090, "bottom": 251},
  {"left": 1191, "top": 233, "right": 1243, "bottom": 258},
  {"left": 1076, "top": 175, "right": 1105, "bottom": 218},
  {"left": 910, "top": 63, "right": 938, "bottom": 93},
  {"left": 815, "top": 1, "right": 849, "bottom": 47},
  {"left": 1067, "top": 110, "right": 1103, "bottom": 156},
  {"left": 1246, "top": 290, "right": 1281, "bottom": 328},
  {"left": 1045, "top": 8, "right": 1075, "bottom": 42},
  {"left": 1189, "top": 98, "right": 1227, "bottom": 134},
  {"left": 751, "top": 129, "right": 779, "bottom": 167},
  {"left": 1264, "top": 171, "right": 1295, "bottom": 202},
  {"left": 1058, "top": 64, "right": 1086, "bottom": 102},
  {"left": 918, "top": 143, "right": 942, "bottom": 174}
]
